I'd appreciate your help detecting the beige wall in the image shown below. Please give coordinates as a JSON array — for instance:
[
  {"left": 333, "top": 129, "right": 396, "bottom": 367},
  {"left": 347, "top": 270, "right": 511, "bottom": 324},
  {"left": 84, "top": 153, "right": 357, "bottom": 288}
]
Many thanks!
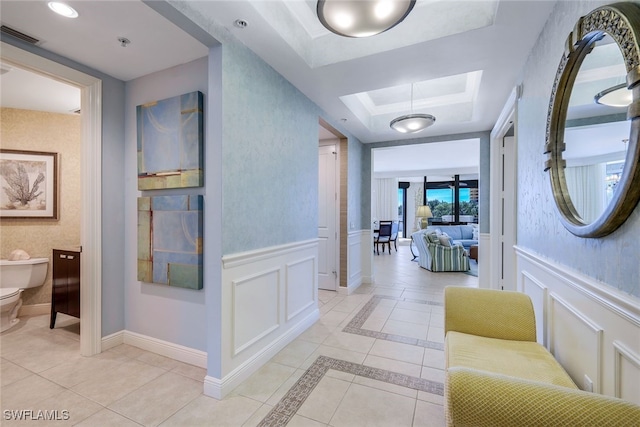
[{"left": 1, "top": 108, "right": 81, "bottom": 305}]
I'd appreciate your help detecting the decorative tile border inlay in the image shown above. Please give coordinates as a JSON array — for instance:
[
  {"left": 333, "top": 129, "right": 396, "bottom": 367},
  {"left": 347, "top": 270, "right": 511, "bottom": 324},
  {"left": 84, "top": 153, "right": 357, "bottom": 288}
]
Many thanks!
[
  {"left": 258, "top": 355, "right": 444, "bottom": 427},
  {"left": 343, "top": 295, "right": 445, "bottom": 350}
]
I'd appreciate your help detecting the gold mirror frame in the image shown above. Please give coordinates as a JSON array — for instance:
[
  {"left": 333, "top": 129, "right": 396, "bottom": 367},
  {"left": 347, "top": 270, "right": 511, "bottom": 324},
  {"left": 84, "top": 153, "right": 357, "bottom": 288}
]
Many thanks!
[{"left": 545, "top": 3, "right": 640, "bottom": 238}]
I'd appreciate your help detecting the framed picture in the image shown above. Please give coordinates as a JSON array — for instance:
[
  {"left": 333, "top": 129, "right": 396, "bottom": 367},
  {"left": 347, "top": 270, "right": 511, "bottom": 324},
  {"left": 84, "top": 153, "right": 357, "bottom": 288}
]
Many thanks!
[
  {"left": 0, "top": 149, "right": 58, "bottom": 219},
  {"left": 138, "top": 195, "right": 203, "bottom": 290},
  {"left": 137, "top": 91, "right": 204, "bottom": 190}
]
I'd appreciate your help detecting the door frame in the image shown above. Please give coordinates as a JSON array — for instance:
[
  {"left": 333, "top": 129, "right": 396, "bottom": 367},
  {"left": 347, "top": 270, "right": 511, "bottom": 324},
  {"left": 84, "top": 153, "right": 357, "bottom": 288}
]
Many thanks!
[
  {"left": 2, "top": 42, "right": 103, "bottom": 356},
  {"left": 488, "top": 85, "right": 520, "bottom": 290}
]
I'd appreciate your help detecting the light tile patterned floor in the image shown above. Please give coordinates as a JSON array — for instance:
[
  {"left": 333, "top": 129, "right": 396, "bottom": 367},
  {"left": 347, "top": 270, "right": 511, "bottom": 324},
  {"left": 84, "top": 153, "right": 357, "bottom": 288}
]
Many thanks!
[{"left": 0, "top": 244, "right": 478, "bottom": 426}]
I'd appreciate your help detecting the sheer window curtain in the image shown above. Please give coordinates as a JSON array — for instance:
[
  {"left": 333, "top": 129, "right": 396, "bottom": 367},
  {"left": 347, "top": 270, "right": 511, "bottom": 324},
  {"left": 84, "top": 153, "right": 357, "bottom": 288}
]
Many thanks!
[
  {"left": 565, "top": 164, "right": 606, "bottom": 223},
  {"left": 372, "top": 178, "right": 398, "bottom": 226}
]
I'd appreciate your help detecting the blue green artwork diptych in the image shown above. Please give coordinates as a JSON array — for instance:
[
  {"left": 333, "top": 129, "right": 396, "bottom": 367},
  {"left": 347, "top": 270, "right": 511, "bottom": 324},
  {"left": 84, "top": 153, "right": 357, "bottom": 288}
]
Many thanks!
[
  {"left": 138, "top": 195, "right": 203, "bottom": 290},
  {"left": 137, "top": 91, "right": 204, "bottom": 190}
]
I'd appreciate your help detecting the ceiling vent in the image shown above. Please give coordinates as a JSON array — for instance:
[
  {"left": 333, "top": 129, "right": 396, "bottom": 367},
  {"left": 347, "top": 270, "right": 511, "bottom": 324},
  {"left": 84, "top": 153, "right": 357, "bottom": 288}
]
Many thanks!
[{"left": 1, "top": 25, "right": 40, "bottom": 45}]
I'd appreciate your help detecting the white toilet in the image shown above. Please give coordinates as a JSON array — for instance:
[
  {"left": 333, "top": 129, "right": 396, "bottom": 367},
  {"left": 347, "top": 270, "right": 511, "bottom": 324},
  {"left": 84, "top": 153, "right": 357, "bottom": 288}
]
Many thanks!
[{"left": 0, "top": 257, "right": 49, "bottom": 332}]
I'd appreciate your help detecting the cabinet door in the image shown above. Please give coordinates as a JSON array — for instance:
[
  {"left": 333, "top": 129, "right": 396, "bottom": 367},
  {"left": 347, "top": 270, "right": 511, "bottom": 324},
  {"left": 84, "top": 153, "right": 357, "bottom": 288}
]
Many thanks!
[
  {"left": 52, "top": 250, "right": 69, "bottom": 314},
  {"left": 66, "top": 252, "right": 80, "bottom": 318}
]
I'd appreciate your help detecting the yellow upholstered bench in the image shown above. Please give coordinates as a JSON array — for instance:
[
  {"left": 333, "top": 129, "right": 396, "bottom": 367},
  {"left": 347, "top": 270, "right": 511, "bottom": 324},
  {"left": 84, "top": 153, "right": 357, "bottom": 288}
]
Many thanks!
[{"left": 444, "top": 287, "right": 640, "bottom": 426}]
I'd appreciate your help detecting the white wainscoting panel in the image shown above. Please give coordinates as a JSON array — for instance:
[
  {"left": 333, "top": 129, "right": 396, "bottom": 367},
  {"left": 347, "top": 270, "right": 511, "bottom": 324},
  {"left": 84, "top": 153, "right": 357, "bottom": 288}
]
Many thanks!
[
  {"left": 549, "top": 293, "right": 602, "bottom": 392},
  {"left": 613, "top": 341, "right": 640, "bottom": 404},
  {"left": 232, "top": 268, "right": 280, "bottom": 356},
  {"left": 515, "top": 246, "right": 640, "bottom": 401},
  {"left": 521, "top": 271, "right": 548, "bottom": 345},
  {"left": 286, "top": 257, "right": 316, "bottom": 321},
  {"left": 339, "top": 230, "right": 371, "bottom": 295},
  {"left": 212, "top": 239, "right": 319, "bottom": 399}
]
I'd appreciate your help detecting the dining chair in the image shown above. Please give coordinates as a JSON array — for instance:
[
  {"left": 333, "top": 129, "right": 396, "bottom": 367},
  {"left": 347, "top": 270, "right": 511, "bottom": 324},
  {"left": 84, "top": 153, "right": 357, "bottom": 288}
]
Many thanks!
[{"left": 374, "top": 221, "right": 393, "bottom": 255}]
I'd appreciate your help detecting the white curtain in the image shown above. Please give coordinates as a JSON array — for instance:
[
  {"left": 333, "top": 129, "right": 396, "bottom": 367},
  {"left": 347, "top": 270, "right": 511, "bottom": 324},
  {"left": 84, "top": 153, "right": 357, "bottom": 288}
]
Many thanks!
[
  {"left": 372, "top": 178, "right": 398, "bottom": 224},
  {"left": 565, "top": 164, "right": 607, "bottom": 223}
]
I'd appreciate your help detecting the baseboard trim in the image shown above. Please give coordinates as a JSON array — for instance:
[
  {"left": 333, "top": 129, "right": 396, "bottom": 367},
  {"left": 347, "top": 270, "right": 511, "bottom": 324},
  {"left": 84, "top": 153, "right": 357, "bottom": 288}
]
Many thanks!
[
  {"left": 338, "top": 280, "right": 362, "bottom": 296},
  {"left": 100, "top": 330, "right": 207, "bottom": 368},
  {"left": 204, "top": 308, "right": 320, "bottom": 399},
  {"left": 123, "top": 331, "right": 207, "bottom": 368},
  {"left": 18, "top": 303, "right": 50, "bottom": 317},
  {"left": 101, "top": 330, "right": 124, "bottom": 351}
]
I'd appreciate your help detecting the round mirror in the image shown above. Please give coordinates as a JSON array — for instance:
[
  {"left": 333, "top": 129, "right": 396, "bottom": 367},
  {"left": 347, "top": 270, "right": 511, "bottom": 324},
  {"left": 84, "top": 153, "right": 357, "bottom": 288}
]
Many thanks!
[{"left": 545, "top": 3, "right": 640, "bottom": 238}]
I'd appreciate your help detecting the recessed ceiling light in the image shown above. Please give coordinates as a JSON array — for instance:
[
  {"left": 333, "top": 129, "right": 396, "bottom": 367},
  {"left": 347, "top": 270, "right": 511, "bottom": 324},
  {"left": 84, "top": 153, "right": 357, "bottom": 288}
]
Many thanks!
[
  {"left": 48, "top": 2, "right": 78, "bottom": 18},
  {"left": 234, "top": 19, "right": 248, "bottom": 29}
]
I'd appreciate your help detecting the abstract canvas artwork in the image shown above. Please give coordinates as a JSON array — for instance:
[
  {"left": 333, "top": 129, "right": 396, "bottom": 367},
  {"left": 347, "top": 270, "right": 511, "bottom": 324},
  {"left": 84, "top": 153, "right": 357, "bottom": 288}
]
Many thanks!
[
  {"left": 138, "top": 195, "right": 203, "bottom": 290},
  {"left": 137, "top": 91, "right": 204, "bottom": 190}
]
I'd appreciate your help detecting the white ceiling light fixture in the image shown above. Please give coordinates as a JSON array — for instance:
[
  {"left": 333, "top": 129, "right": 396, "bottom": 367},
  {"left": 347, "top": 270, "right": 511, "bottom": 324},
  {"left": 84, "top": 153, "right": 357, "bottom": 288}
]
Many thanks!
[
  {"left": 594, "top": 83, "right": 632, "bottom": 107},
  {"left": 390, "top": 83, "right": 436, "bottom": 134},
  {"left": 47, "top": 2, "right": 78, "bottom": 18},
  {"left": 317, "top": 0, "right": 415, "bottom": 38}
]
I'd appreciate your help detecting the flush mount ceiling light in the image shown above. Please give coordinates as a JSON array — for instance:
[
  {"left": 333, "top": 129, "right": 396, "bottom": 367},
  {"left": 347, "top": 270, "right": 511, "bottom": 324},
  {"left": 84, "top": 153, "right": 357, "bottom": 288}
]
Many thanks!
[
  {"left": 390, "top": 84, "right": 436, "bottom": 134},
  {"left": 48, "top": 2, "right": 78, "bottom": 18},
  {"left": 594, "top": 83, "right": 632, "bottom": 107},
  {"left": 317, "top": 0, "right": 415, "bottom": 38}
]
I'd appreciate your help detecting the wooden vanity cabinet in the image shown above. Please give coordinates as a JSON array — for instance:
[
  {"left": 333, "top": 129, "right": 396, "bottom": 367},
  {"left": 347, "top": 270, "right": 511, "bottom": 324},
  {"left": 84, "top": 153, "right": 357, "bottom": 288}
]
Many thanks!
[{"left": 50, "top": 249, "right": 80, "bottom": 329}]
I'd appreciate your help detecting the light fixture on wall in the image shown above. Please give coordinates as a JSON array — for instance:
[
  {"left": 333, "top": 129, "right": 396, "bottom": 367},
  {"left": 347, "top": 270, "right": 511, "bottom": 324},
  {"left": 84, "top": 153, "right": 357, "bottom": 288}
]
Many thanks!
[
  {"left": 594, "top": 83, "right": 632, "bottom": 107},
  {"left": 317, "top": 0, "right": 416, "bottom": 38},
  {"left": 416, "top": 205, "right": 432, "bottom": 229},
  {"left": 390, "top": 83, "right": 436, "bottom": 134}
]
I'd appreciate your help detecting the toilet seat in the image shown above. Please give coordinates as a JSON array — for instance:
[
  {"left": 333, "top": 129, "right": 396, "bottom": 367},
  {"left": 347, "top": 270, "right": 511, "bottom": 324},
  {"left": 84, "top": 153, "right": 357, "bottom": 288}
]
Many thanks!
[{"left": 0, "top": 288, "right": 20, "bottom": 300}]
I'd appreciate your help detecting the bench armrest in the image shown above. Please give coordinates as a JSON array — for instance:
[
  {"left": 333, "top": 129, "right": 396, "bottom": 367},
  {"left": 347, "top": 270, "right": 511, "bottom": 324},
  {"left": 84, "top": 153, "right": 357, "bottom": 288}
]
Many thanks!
[
  {"left": 445, "top": 368, "right": 640, "bottom": 427},
  {"left": 444, "top": 287, "right": 536, "bottom": 342}
]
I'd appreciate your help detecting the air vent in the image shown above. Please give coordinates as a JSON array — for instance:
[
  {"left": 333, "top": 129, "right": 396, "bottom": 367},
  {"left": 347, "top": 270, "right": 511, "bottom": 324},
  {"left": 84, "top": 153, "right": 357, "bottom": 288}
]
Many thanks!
[{"left": 1, "top": 25, "right": 40, "bottom": 45}]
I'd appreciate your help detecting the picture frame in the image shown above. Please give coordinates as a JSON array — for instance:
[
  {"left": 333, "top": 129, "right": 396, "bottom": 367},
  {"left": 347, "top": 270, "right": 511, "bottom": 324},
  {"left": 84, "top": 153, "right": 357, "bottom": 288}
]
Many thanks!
[{"left": 0, "top": 149, "right": 58, "bottom": 219}]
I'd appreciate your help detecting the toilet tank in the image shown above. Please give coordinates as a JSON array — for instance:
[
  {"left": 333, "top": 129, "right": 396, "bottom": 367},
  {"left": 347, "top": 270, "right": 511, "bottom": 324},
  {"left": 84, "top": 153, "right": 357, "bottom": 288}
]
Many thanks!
[{"left": 0, "top": 258, "right": 49, "bottom": 289}]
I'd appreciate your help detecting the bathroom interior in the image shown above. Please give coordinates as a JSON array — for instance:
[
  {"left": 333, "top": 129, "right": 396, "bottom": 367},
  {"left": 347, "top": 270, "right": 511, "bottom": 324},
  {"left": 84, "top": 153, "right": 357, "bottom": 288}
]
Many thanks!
[{"left": 0, "top": 64, "right": 82, "bottom": 338}]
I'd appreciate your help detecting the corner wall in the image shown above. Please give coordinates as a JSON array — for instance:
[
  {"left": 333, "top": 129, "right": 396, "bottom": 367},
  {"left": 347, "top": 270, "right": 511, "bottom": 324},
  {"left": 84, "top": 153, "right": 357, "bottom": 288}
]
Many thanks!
[{"left": 123, "top": 57, "right": 208, "bottom": 352}]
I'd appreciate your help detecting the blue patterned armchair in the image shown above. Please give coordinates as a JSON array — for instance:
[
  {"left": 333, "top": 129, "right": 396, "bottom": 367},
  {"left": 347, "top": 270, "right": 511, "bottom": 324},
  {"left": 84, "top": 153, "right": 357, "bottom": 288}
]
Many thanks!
[{"left": 412, "top": 229, "right": 470, "bottom": 272}]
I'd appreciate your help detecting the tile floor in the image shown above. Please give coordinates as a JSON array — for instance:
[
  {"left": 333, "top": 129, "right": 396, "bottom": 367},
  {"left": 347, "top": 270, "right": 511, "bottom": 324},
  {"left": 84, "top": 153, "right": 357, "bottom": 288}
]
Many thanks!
[{"left": 1, "top": 244, "right": 478, "bottom": 426}]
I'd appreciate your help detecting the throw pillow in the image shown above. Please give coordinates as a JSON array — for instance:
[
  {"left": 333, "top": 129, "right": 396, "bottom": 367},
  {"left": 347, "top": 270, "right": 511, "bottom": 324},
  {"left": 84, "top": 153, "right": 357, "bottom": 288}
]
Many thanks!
[
  {"left": 472, "top": 224, "right": 479, "bottom": 240},
  {"left": 438, "top": 235, "right": 452, "bottom": 247},
  {"left": 425, "top": 232, "right": 439, "bottom": 244}
]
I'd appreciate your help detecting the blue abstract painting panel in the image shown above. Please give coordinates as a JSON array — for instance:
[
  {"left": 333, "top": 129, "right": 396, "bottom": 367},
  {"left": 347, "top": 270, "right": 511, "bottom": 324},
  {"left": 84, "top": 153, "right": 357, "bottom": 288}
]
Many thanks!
[
  {"left": 138, "top": 195, "right": 203, "bottom": 290},
  {"left": 137, "top": 91, "right": 203, "bottom": 190}
]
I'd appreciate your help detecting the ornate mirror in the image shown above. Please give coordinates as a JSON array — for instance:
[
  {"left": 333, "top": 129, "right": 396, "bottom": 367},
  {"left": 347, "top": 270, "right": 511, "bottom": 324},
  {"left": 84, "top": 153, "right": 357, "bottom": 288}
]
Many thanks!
[{"left": 545, "top": 3, "right": 640, "bottom": 237}]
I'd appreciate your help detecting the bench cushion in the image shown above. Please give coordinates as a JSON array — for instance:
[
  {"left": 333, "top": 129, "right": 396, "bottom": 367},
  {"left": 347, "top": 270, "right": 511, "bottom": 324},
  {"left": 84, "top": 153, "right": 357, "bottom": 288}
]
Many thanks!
[{"left": 446, "top": 331, "right": 577, "bottom": 389}]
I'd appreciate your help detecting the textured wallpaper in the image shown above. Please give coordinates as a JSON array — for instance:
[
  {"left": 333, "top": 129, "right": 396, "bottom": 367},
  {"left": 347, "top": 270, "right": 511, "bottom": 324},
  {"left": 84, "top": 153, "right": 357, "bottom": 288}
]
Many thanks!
[
  {"left": 1, "top": 108, "right": 81, "bottom": 305},
  {"left": 517, "top": 0, "right": 640, "bottom": 298},
  {"left": 221, "top": 40, "right": 322, "bottom": 255}
]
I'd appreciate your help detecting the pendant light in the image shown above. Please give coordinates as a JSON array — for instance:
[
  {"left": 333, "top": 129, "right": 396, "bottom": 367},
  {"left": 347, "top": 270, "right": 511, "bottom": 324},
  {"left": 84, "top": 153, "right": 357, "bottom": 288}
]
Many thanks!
[
  {"left": 390, "top": 83, "right": 436, "bottom": 134},
  {"left": 594, "top": 83, "right": 632, "bottom": 107},
  {"left": 317, "top": 0, "right": 416, "bottom": 38}
]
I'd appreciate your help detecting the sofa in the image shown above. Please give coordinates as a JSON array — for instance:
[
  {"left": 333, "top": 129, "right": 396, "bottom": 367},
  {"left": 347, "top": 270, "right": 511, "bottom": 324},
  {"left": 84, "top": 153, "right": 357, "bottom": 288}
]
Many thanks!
[
  {"left": 444, "top": 287, "right": 640, "bottom": 426},
  {"left": 411, "top": 229, "right": 469, "bottom": 272},
  {"left": 425, "top": 225, "right": 477, "bottom": 250}
]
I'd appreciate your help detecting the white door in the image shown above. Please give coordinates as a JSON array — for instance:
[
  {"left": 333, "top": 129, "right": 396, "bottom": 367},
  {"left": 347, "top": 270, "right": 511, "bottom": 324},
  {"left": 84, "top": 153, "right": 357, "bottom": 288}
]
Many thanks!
[{"left": 318, "top": 145, "right": 338, "bottom": 291}]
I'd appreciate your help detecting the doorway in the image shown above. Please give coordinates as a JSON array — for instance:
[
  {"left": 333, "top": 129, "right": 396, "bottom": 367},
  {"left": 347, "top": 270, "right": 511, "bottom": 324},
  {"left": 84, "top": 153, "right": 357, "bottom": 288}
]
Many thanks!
[
  {"left": 2, "top": 42, "right": 103, "bottom": 355},
  {"left": 488, "top": 86, "right": 519, "bottom": 291}
]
